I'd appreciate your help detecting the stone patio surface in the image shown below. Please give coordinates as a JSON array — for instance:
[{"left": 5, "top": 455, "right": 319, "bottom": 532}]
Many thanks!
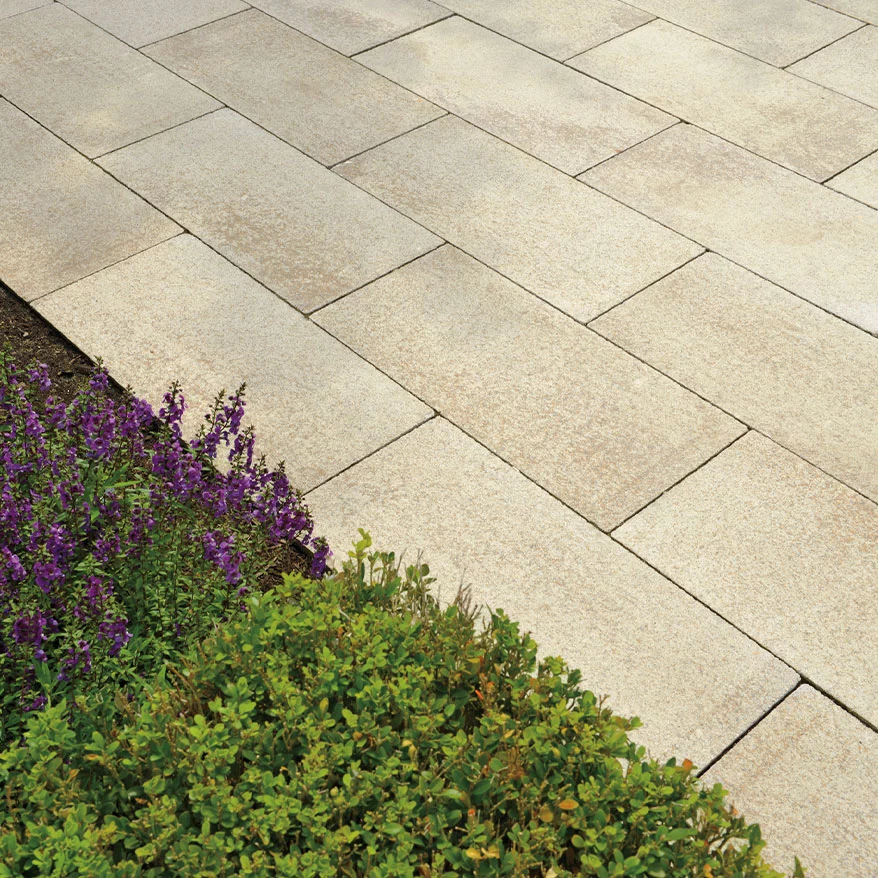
[{"left": 1, "top": 0, "right": 876, "bottom": 872}]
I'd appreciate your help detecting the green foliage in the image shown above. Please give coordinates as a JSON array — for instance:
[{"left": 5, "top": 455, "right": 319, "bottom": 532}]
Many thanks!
[{"left": 0, "top": 533, "right": 799, "bottom": 877}]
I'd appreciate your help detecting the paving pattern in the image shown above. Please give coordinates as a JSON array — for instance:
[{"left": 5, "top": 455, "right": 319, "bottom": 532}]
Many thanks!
[{"left": 1, "top": 0, "right": 876, "bottom": 872}]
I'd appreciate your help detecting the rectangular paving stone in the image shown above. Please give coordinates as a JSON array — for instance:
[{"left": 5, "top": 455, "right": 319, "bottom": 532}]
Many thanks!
[
  {"left": 145, "top": 9, "right": 443, "bottom": 166},
  {"left": 433, "top": 0, "right": 652, "bottom": 60},
  {"left": 248, "top": 0, "right": 450, "bottom": 55},
  {"left": 98, "top": 110, "right": 440, "bottom": 312},
  {"left": 591, "top": 253, "right": 878, "bottom": 502},
  {"left": 0, "top": 4, "right": 220, "bottom": 157},
  {"left": 358, "top": 17, "right": 673, "bottom": 175},
  {"left": 583, "top": 124, "right": 878, "bottom": 334},
  {"left": 0, "top": 0, "right": 48, "bottom": 19},
  {"left": 307, "top": 418, "right": 797, "bottom": 766},
  {"left": 35, "top": 235, "right": 432, "bottom": 491},
  {"left": 615, "top": 0, "right": 860, "bottom": 66},
  {"left": 0, "top": 99, "right": 179, "bottom": 300},
  {"left": 789, "top": 25, "right": 878, "bottom": 109},
  {"left": 811, "top": 0, "right": 877, "bottom": 24},
  {"left": 827, "top": 149, "right": 878, "bottom": 207},
  {"left": 315, "top": 246, "right": 743, "bottom": 530},
  {"left": 61, "top": 0, "right": 248, "bottom": 47},
  {"left": 615, "top": 432, "right": 878, "bottom": 726},
  {"left": 335, "top": 116, "right": 701, "bottom": 323},
  {"left": 570, "top": 19, "right": 878, "bottom": 181},
  {"left": 704, "top": 687, "right": 878, "bottom": 877}
]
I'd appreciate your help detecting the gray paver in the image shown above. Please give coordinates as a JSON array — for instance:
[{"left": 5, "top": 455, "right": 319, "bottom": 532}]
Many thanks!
[
  {"left": 591, "top": 253, "right": 878, "bottom": 502},
  {"left": 569, "top": 19, "right": 878, "bottom": 181},
  {"left": 315, "top": 246, "right": 743, "bottom": 530},
  {"left": 307, "top": 418, "right": 798, "bottom": 766},
  {"left": 98, "top": 110, "right": 440, "bottom": 313},
  {"left": 704, "top": 686, "right": 878, "bottom": 877},
  {"left": 247, "top": 0, "right": 449, "bottom": 55},
  {"left": 0, "top": 99, "right": 179, "bottom": 300},
  {"left": 145, "top": 9, "right": 443, "bottom": 166},
  {"left": 0, "top": 4, "right": 220, "bottom": 157},
  {"left": 827, "top": 149, "right": 878, "bottom": 206},
  {"left": 616, "top": 0, "right": 860, "bottom": 66},
  {"left": 358, "top": 17, "right": 673, "bottom": 175},
  {"left": 0, "top": 0, "right": 48, "bottom": 19},
  {"left": 789, "top": 25, "right": 878, "bottom": 109},
  {"left": 335, "top": 116, "right": 701, "bottom": 323},
  {"left": 34, "top": 235, "right": 432, "bottom": 491},
  {"left": 583, "top": 124, "right": 878, "bottom": 334},
  {"left": 615, "top": 432, "right": 878, "bottom": 726},
  {"left": 433, "top": 0, "right": 652, "bottom": 60},
  {"left": 60, "top": 0, "right": 249, "bottom": 47},
  {"left": 811, "top": 0, "right": 877, "bottom": 24}
]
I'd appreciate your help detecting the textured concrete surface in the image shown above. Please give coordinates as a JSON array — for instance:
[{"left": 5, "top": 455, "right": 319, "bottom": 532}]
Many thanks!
[
  {"left": 3, "top": 2, "right": 878, "bottom": 870},
  {"left": 146, "top": 9, "right": 443, "bottom": 165},
  {"left": 570, "top": 18, "right": 878, "bottom": 181},
  {"left": 35, "top": 235, "right": 432, "bottom": 491},
  {"left": 307, "top": 418, "right": 798, "bottom": 767},
  {"left": 337, "top": 115, "right": 701, "bottom": 322},
  {"left": 315, "top": 246, "right": 742, "bottom": 529},
  {"left": 584, "top": 124, "right": 878, "bottom": 334},
  {"left": 0, "top": 4, "right": 219, "bottom": 156},
  {"left": 359, "top": 16, "right": 673, "bottom": 174},
  {"left": 98, "top": 110, "right": 440, "bottom": 312},
  {"left": 616, "top": 432, "right": 878, "bottom": 726},
  {"left": 704, "top": 686, "right": 878, "bottom": 877}
]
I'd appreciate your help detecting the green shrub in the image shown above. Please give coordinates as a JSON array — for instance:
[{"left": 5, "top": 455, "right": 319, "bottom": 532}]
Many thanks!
[{"left": 0, "top": 534, "right": 799, "bottom": 877}]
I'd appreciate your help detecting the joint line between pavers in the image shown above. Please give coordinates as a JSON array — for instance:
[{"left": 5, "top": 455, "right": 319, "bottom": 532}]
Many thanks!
[
  {"left": 135, "top": 7, "right": 254, "bottom": 51},
  {"left": 559, "top": 15, "right": 658, "bottom": 63},
  {"left": 347, "top": 9, "right": 456, "bottom": 58},
  {"left": 781, "top": 19, "right": 871, "bottom": 68},
  {"left": 822, "top": 143, "right": 878, "bottom": 185},
  {"left": 575, "top": 119, "right": 684, "bottom": 177}
]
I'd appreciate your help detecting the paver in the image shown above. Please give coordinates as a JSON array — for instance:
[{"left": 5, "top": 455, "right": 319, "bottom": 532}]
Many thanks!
[
  {"left": 315, "top": 246, "right": 742, "bottom": 530},
  {"left": 145, "top": 9, "right": 443, "bottom": 166},
  {"left": 336, "top": 116, "right": 701, "bottom": 323},
  {"left": 430, "top": 0, "right": 652, "bottom": 60},
  {"left": 613, "top": 0, "right": 859, "bottom": 66},
  {"left": 357, "top": 17, "right": 673, "bottom": 175},
  {"left": 0, "top": 0, "right": 48, "bottom": 19},
  {"left": 247, "top": 0, "right": 450, "bottom": 55},
  {"left": 60, "top": 0, "right": 248, "bottom": 47},
  {"left": 591, "top": 253, "right": 878, "bottom": 502},
  {"left": 0, "top": 99, "right": 179, "bottom": 301},
  {"left": 789, "top": 25, "right": 878, "bottom": 109},
  {"left": 810, "top": 0, "right": 877, "bottom": 24},
  {"left": 0, "top": 4, "right": 220, "bottom": 157},
  {"left": 704, "top": 686, "right": 878, "bottom": 877},
  {"left": 615, "top": 431, "right": 878, "bottom": 726},
  {"left": 569, "top": 19, "right": 878, "bottom": 181},
  {"left": 827, "top": 149, "right": 878, "bottom": 207},
  {"left": 307, "top": 418, "right": 797, "bottom": 766},
  {"left": 583, "top": 124, "right": 878, "bottom": 334},
  {"left": 98, "top": 110, "right": 440, "bottom": 313},
  {"left": 34, "top": 235, "right": 432, "bottom": 491}
]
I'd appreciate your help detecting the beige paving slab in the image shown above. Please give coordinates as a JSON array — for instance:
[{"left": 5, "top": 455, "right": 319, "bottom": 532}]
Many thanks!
[
  {"left": 583, "top": 125, "right": 878, "bottom": 334},
  {"left": 811, "top": 0, "right": 877, "bottom": 24},
  {"left": 704, "top": 687, "right": 878, "bottom": 877},
  {"left": 60, "top": 0, "right": 248, "bottom": 47},
  {"left": 335, "top": 116, "right": 701, "bottom": 322},
  {"left": 98, "top": 110, "right": 440, "bottom": 312},
  {"left": 570, "top": 19, "right": 878, "bottom": 181},
  {"left": 0, "top": 99, "right": 179, "bottom": 300},
  {"left": 308, "top": 418, "right": 797, "bottom": 766},
  {"left": 35, "top": 235, "right": 432, "bottom": 491},
  {"left": 315, "top": 246, "right": 743, "bottom": 530},
  {"left": 789, "top": 25, "right": 878, "bottom": 109},
  {"left": 592, "top": 254, "right": 878, "bottom": 502},
  {"left": 248, "top": 0, "right": 449, "bottom": 55},
  {"left": 615, "top": 432, "right": 878, "bottom": 726},
  {"left": 145, "top": 10, "right": 443, "bottom": 166},
  {"left": 0, "top": 0, "right": 48, "bottom": 19},
  {"left": 827, "top": 149, "right": 878, "bottom": 206},
  {"left": 357, "top": 17, "right": 673, "bottom": 175},
  {"left": 433, "top": 0, "right": 652, "bottom": 60},
  {"left": 618, "top": 0, "right": 859, "bottom": 66},
  {"left": 0, "top": 4, "right": 220, "bottom": 157}
]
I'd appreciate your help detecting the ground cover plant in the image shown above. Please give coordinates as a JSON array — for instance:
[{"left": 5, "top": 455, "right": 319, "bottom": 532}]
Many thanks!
[
  {"left": 0, "top": 352, "right": 328, "bottom": 744},
  {"left": 0, "top": 535, "right": 800, "bottom": 877}
]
